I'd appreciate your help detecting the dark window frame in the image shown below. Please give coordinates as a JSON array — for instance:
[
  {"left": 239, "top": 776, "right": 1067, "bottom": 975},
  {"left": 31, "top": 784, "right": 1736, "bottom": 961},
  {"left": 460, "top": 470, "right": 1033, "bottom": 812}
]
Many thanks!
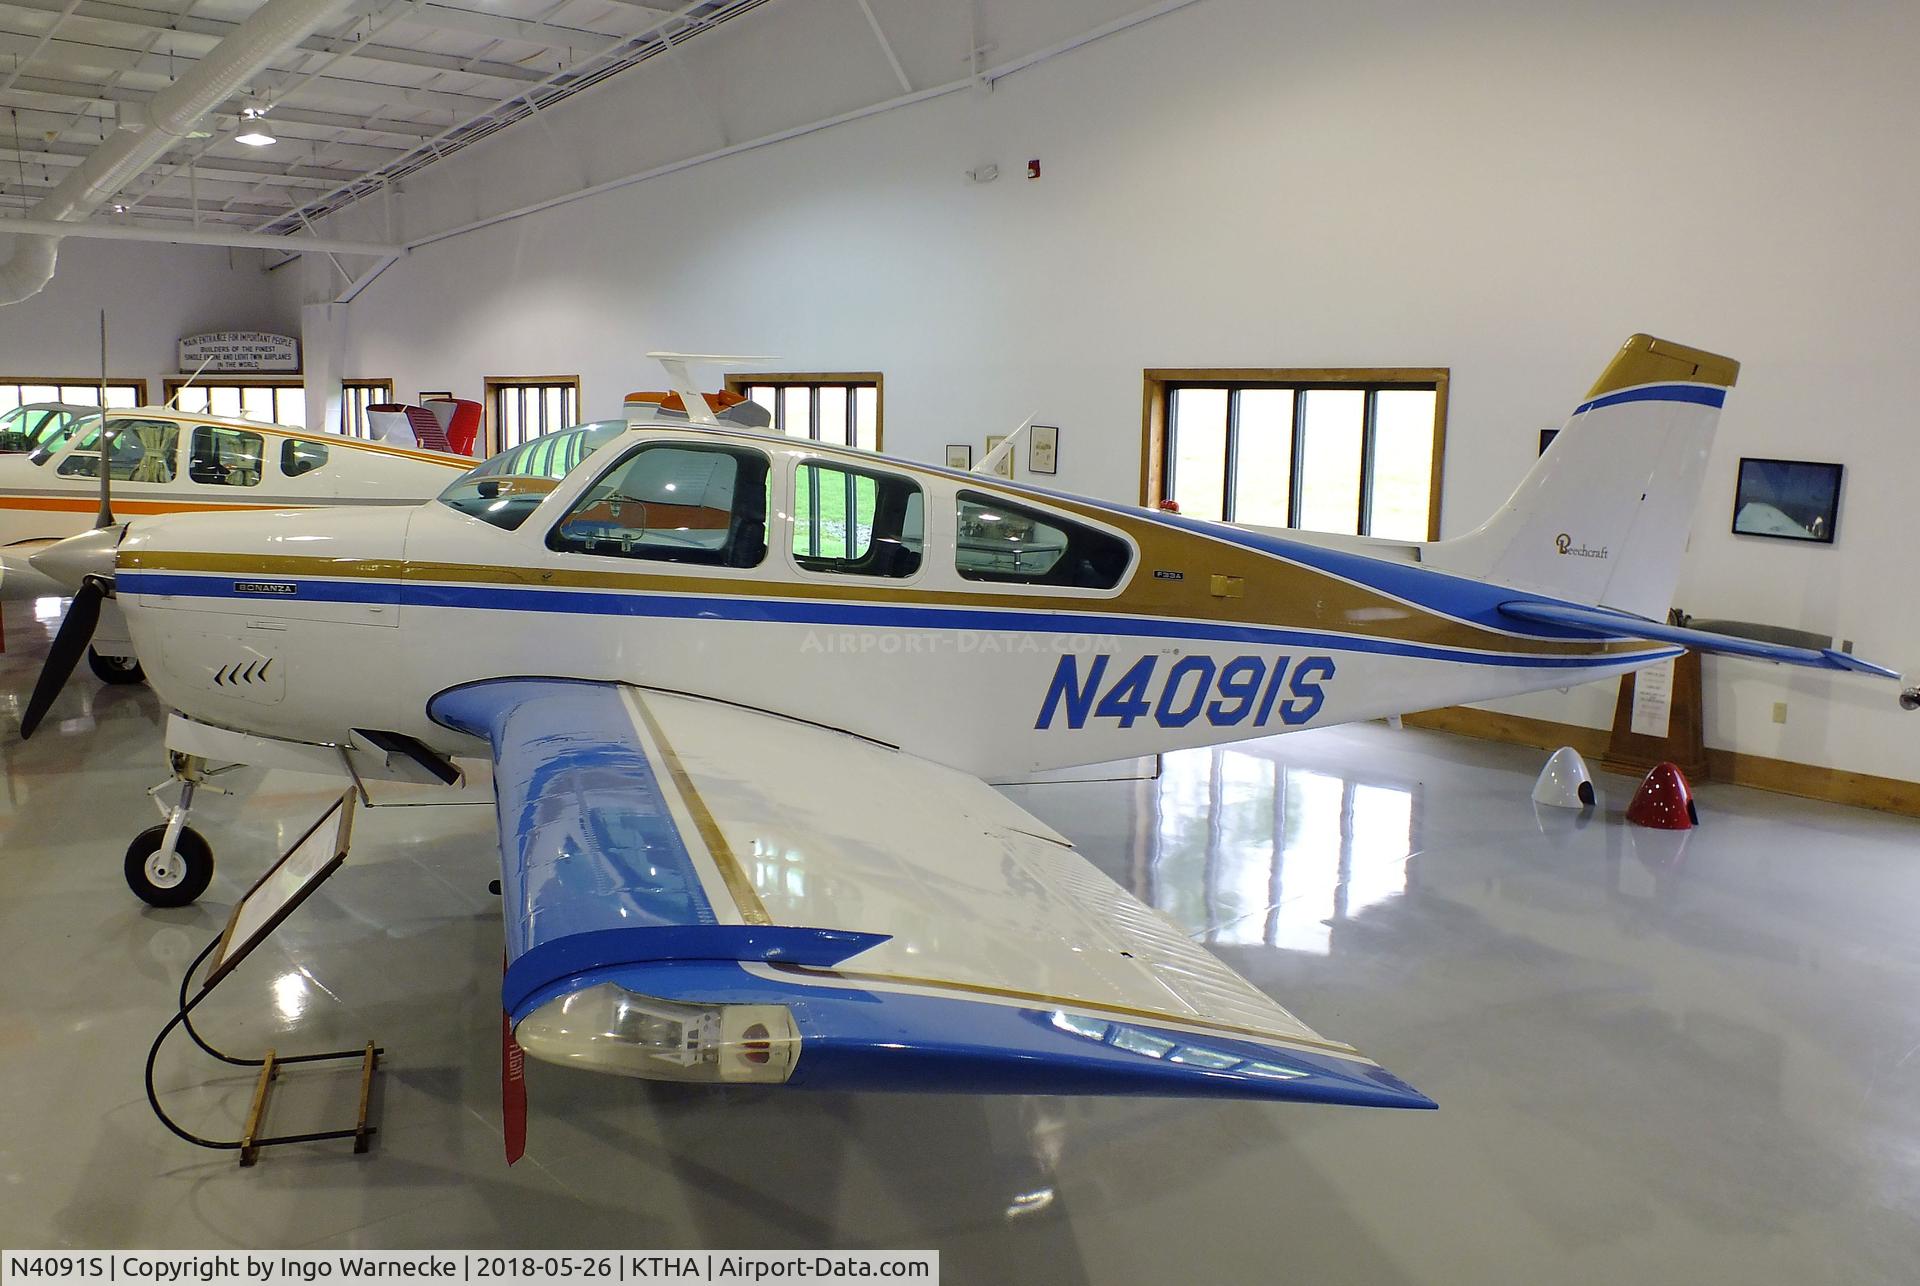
[
  {"left": 485, "top": 376, "right": 582, "bottom": 455},
  {"left": 1142, "top": 368, "right": 1448, "bottom": 541}
]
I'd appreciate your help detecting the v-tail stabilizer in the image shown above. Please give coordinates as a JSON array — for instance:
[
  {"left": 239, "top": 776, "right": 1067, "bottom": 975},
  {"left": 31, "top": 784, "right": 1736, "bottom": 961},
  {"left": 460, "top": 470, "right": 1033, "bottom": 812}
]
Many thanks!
[{"left": 1498, "top": 600, "right": 1900, "bottom": 679}]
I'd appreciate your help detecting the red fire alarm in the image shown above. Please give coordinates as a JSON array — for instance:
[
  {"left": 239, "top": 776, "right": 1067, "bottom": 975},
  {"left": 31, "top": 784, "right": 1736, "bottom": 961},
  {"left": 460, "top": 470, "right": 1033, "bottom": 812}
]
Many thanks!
[{"left": 1027, "top": 159, "right": 1041, "bottom": 180}]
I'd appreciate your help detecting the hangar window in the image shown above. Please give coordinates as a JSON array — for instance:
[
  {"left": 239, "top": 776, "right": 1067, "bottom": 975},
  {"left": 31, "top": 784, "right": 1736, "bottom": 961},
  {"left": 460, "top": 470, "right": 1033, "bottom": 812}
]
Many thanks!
[
  {"left": 955, "top": 491, "right": 1131, "bottom": 589},
  {"left": 340, "top": 380, "right": 395, "bottom": 438},
  {"left": 164, "top": 378, "right": 306, "bottom": 427},
  {"left": 792, "top": 461, "right": 922, "bottom": 578},
  {"left": 730, "top": 375, "right": 881, "bottom": 451},
  {"left": 550, "top": 442, "right": 769, "bottom": 568},
  {"left": 0, "top": 378, "right": 144, "bottom": 425},
  {"left": 188, "top": 425, "right": 265, "bottom": 487},
  {"left": 1143, "top": 370, "right": 1448, "bottom": 541},
  {"left": 487, "top": 377, "right": 580, "bottom": 454}
]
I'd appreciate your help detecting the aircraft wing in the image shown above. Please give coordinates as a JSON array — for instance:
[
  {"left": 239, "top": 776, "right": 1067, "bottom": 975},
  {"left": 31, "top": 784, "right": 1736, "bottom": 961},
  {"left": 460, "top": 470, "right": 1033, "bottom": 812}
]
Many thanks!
[
  {"left": 428, "top": 678, "right": 1433, "bottom": 1108},
  {"left": 1498, "top": 600, "right": 1901, "bottom": 679}
]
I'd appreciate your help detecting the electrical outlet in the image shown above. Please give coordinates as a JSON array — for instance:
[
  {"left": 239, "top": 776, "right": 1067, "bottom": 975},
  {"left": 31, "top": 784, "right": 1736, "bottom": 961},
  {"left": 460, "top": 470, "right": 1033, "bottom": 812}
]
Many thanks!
[{"left": 1772, "top": 701, "right": 1788, "bottom": 724}]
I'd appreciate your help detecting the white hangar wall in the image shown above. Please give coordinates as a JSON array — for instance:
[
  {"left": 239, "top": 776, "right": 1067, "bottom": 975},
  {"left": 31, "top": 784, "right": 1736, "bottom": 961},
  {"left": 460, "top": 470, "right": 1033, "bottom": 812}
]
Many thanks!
[
  {"left": 0, "top": 239, "right": 288, "bottom": 397},
  {"left": 294, "top": 0, "right": 1920, "bottom": 783}
]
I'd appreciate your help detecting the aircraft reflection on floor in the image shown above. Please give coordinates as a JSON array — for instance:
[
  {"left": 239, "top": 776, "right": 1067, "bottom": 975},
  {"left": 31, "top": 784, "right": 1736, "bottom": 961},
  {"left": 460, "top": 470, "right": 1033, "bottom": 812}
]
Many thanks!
[{"left": 1141, "top": 745, "right": 1419, "bottom": 953}]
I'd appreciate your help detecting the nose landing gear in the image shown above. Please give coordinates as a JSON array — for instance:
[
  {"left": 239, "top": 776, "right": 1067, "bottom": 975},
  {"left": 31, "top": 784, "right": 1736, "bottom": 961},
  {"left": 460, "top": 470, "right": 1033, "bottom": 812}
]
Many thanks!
[{"left": 127, "top": 752, "right": 228, "bottom": 907}]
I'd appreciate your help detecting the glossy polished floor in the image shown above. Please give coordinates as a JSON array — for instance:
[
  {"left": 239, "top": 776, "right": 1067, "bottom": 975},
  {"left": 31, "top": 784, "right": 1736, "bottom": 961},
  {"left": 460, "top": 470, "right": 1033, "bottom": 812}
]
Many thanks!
[{"left": 3, "top": 597, "right": 1918, "bottom": 1282}]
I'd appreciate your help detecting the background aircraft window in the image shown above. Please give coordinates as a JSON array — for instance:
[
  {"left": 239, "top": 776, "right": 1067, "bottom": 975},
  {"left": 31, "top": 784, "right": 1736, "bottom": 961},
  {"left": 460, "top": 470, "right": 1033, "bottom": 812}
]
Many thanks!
[
  {"left": 792, "top": 462, "right": 922, "bottom": 578},
  {"left": 0, "top": 404, "right": 92, "bottom": 454},
  {"left": 56, "top": 419, "right": 178, "bottom": 482},
  {"left": 954, "top": 491, "right": 1131, "bottom": 588},
  {"left": 550, "top": 443, "right": 769, "bottom": 567},
  {"left": 189, "top": 425, "right": 265, "bottom": 487},
  {"left": 282, "top": 438, "right": 330, "bottom": 478},
  {"left": 438, "top": 421, "right": 624, "bottom": 531}
]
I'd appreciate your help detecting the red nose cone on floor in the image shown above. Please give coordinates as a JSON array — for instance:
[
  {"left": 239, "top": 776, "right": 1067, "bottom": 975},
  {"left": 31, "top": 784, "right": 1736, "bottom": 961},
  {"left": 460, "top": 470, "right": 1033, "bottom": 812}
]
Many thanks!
[{"left": 1627, "top": 761, "right": 1698, "bottom": 829}]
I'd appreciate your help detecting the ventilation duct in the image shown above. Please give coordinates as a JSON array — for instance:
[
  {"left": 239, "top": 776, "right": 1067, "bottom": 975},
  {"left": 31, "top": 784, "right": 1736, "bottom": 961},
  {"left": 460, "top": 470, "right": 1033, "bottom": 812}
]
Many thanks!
[{"left": 0, "top": 0, "right": 351, "bottom": 306}]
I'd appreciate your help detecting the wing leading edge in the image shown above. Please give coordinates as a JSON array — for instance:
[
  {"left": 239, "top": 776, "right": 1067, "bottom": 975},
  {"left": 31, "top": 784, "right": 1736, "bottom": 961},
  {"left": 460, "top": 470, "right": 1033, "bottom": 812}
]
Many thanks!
[{"left": 430, "top": 678, "right": 1433, "bottom": 1109}]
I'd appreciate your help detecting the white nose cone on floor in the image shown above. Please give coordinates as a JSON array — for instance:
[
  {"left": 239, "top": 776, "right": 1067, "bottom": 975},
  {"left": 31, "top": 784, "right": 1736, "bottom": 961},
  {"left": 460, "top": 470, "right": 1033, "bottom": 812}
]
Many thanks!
[{"left": 1533, "top": 746, "right": 1596, "bottom": 808}]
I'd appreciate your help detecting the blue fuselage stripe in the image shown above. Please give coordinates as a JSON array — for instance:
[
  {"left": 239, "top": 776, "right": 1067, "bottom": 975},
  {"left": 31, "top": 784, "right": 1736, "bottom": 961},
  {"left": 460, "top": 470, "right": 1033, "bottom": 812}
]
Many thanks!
[{"left": 117, "top": 570, "right": 1676, "bottom": 671}]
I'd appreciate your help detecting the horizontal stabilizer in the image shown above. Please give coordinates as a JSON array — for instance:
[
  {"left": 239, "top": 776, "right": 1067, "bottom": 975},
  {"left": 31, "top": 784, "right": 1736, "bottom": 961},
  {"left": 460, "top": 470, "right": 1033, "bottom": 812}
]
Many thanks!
[{"left": 1499, "top": 600, "right": 1900, "bottom": 679}]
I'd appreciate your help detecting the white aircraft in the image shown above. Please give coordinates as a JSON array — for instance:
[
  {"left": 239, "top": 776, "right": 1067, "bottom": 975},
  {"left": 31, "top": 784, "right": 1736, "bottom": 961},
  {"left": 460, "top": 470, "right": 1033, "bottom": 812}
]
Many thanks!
[
  {"left": 1, "top": 404, "right": 474, "bottom": 679},
  {"left": 16, "top": 337, "right": 1899, "bottom": 1112}
]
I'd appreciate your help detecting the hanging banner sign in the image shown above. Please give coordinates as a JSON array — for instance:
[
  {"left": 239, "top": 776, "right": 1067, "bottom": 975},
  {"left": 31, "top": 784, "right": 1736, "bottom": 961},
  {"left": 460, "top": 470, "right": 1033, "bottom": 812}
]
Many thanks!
[{"left": 178, "top": 331, "right": 300, "bottom": 373}]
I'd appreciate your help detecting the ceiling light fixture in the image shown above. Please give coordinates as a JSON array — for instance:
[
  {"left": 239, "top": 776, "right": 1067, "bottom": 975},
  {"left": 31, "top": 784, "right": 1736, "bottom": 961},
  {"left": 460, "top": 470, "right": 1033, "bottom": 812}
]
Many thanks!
[{"left": 235, "top": 106, "right": 275, "bottom": 147}]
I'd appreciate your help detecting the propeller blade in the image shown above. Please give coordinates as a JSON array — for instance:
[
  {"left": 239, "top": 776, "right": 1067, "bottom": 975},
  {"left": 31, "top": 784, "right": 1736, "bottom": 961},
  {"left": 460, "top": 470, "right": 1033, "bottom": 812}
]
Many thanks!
[{"left": 19, "top": 580, "right": 105, "bottom": 740}]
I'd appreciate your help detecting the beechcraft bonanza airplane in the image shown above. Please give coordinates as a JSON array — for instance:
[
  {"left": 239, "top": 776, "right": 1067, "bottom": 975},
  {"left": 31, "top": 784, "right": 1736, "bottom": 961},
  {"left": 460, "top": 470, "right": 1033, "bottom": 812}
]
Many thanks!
[
  {"left": 0, "top": 402, "right": 473, "bottom": 680},
  {"left": 12, "top": 338, "right": 1901, "bottom": 1112}
]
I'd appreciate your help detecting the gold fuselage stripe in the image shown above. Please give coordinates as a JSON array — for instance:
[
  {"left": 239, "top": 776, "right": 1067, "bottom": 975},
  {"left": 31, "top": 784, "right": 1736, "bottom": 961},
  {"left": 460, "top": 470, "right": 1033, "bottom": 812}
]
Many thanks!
[{"left": 119, "top": 549, "right": 1653, "bottom": 660}]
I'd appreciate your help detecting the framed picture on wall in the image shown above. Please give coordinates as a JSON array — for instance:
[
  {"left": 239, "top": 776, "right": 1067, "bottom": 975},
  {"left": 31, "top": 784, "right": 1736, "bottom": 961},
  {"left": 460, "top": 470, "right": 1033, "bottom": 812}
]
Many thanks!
[
  {"left": 418, "top": 390, "right": 452, "bottom": 404},
  {"left": 984, "top": 435, "right": 1013, "bottom": 479},
  {"left": 1731, "top": 458, "right": 1842, "bottom": 543},
  {"left": 945, "top": 444, "right": 972, "bottom": 469},
  {"left": 1028, "top": 425, "right": 1059, "bottom": 475}
]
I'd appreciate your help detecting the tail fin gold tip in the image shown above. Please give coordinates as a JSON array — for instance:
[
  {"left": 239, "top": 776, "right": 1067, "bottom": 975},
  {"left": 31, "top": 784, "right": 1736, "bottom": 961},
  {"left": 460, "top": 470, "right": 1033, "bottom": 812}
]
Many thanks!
[{"left": 1586, "top": 333, "right": 1740, "bottom": 400}]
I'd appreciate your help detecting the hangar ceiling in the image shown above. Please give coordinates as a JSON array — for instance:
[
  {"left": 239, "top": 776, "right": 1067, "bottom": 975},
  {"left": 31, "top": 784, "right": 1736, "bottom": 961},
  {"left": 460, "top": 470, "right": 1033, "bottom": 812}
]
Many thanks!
[
  {"left": 0, "top": 0, "right": 1186, "bottom": 247},
  {"left": 0, "top": 0, "right": 771, "bottom": 233}
]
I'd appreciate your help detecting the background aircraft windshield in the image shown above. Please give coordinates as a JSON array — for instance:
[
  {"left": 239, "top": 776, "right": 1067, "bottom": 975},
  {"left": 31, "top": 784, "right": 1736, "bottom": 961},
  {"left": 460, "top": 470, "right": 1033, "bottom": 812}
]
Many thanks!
[{"left": 437, "top": 420, "right": 626, "bottom": 531}]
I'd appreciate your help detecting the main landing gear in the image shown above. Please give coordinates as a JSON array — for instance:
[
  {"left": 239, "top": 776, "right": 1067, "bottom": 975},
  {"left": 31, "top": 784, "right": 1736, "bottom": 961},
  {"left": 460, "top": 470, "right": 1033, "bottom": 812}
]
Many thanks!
[{"left": 127, "top": 752, "right": 229, "bottom": 907}]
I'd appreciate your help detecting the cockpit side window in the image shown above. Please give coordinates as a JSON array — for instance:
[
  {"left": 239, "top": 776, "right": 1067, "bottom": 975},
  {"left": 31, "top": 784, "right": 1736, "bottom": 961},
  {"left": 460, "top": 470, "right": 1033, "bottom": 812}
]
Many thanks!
[
  {"left": 55, "top": 419, "right": 179, "bottom": 483},
  {"left": 548, "top": 443, "right": 770, "bottom": 568},
  {"left": 954, "top": 490, "right": 1132, "bottom": 589},
  {"left": 792, "top": 461, "right": 923, "bottom": 578}
]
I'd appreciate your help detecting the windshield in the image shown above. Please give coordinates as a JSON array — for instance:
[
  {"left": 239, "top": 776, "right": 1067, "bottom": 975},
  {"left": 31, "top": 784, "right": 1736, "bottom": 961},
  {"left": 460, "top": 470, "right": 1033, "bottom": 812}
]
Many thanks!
[
  {"left": 6, "top": 405, "right": 99, "bottom": 458},
  {"left": 436, "top": 421, "right": 627, "bottom": 531}
]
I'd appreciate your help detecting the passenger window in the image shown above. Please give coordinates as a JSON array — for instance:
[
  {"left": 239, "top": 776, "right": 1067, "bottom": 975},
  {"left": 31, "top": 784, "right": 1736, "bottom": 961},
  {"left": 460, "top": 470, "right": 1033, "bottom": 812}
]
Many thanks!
[
  {"left": 792, "top": 462, "right": 922, "bottom": 578},
  {"left": 189, "top": 425, "right": 265, "bottom": 487},
  {"left": 954, "top": 491, "right": 1131, "bottom": 588},
  {"left": 282, "top": 438, "right": 329, "bottom": 478},
  {"left": 548, "top": 443, "right": 769, "bottom": 567},
  {"left": 56, "top": 419, "right": 178, "bottom": 483}
]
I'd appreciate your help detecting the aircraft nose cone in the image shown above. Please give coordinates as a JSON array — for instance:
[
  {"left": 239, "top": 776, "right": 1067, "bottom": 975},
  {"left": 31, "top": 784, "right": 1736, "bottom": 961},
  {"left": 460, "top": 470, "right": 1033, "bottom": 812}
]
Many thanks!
[{"left": 29, "top": 523, "right": 125, "bottom": 592}]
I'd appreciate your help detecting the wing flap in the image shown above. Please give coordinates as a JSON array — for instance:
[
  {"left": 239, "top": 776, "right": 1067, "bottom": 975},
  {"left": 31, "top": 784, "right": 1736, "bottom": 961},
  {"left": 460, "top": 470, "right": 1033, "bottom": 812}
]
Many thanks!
[{"left": 432, "top": 678, "right": 1432, "bottom": 1108}]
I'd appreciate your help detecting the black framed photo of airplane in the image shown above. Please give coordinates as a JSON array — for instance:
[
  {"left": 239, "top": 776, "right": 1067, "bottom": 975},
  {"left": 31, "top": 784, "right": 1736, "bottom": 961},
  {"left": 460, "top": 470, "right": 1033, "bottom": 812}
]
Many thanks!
[
  {"left": 1731, "top": 458, "right": 1842, "bottom": 543},
  {"left": 1028, "top": 425, "right": 1059, "bottom": 474}
]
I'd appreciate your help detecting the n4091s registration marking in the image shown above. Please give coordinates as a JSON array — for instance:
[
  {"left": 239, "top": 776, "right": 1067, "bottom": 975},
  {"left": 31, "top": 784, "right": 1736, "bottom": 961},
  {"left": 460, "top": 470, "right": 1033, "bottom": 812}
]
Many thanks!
[{"left": 1035, "top": 653, "right": 1335, "bottom": 730}]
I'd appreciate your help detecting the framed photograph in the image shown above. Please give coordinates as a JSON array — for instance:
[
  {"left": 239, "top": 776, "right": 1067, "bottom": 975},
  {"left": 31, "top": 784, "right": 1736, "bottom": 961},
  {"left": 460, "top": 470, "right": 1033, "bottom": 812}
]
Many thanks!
[
  {"left": 418, "top": 390, "right": 453, "bottom": 404},
  {"left": 1028, "top": 424, "right": 1059, "bottom": 474},
  {"left": 1731, "top": 458, "right": 1842, "bottom": 543},
  {"left": 945, "top": 444, "right": 973, "bottom": 470},
  {"left": 984, "top": 435, "right": 1013, "bottom": 479}
]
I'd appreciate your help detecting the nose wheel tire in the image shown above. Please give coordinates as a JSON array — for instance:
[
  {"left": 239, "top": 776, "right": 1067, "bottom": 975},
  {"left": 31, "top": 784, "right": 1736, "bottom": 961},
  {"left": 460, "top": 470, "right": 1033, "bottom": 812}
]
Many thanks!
[
  {"left": 88, "top": 648, "right": 146, "bottom": 685},
  {"left": 125, "top": 825, "right": 214, "bottom": 907}
]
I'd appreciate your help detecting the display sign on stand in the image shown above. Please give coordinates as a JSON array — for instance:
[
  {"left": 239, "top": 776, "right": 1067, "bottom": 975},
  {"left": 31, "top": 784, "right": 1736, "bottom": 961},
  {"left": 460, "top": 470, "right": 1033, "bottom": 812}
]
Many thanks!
[{"left": 146, "top": 792, "right": 385, "bottom": 1166}]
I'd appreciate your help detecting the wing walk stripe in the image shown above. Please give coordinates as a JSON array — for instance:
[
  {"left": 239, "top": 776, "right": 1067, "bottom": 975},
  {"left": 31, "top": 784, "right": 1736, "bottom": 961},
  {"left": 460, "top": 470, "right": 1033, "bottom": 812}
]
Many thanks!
[
  {"left": 760, "top": 963, "right": 1371, "bottom": 1063},
  {"left": 625, "top": 691, "right": 772, "bottom": 927}
]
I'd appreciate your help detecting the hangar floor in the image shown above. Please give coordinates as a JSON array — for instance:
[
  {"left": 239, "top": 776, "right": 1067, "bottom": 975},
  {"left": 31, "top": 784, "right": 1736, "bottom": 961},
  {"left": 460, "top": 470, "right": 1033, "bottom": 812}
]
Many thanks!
[{"left": 2, "top": 596, "right": 1917, "bottom": 1284}]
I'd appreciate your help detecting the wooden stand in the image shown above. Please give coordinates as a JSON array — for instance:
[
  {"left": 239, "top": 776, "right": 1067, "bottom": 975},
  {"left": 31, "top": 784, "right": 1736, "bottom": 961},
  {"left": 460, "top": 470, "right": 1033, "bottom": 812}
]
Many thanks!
[
  {"left": 1602, "top": 650, "right": 1707, "bottom": 779},
  {"left": 144, "top": 793, "right": 384, "bottom": 1166}
]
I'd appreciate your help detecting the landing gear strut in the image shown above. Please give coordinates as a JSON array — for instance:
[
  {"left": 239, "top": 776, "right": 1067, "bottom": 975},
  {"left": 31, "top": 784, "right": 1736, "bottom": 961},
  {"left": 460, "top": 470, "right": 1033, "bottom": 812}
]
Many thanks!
[{"left": 128, "top": 752, "right": 227, "bottom": 907}]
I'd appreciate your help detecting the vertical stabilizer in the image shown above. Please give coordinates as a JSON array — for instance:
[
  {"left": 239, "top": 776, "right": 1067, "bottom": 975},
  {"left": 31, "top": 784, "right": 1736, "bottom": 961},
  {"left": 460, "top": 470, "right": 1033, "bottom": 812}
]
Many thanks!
[{"left": 1427, "top": 335, "right": 1739, "bottom": 619}]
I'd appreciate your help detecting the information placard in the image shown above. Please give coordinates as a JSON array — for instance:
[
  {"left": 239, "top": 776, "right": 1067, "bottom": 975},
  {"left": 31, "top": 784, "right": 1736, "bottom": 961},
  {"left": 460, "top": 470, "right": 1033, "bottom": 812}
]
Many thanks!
[
  {"left": 178, "top": 331, "right": 300, "bottom": 372},
  {"left": 206, "top": 793, "right": 354, "bottom": 987}
]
